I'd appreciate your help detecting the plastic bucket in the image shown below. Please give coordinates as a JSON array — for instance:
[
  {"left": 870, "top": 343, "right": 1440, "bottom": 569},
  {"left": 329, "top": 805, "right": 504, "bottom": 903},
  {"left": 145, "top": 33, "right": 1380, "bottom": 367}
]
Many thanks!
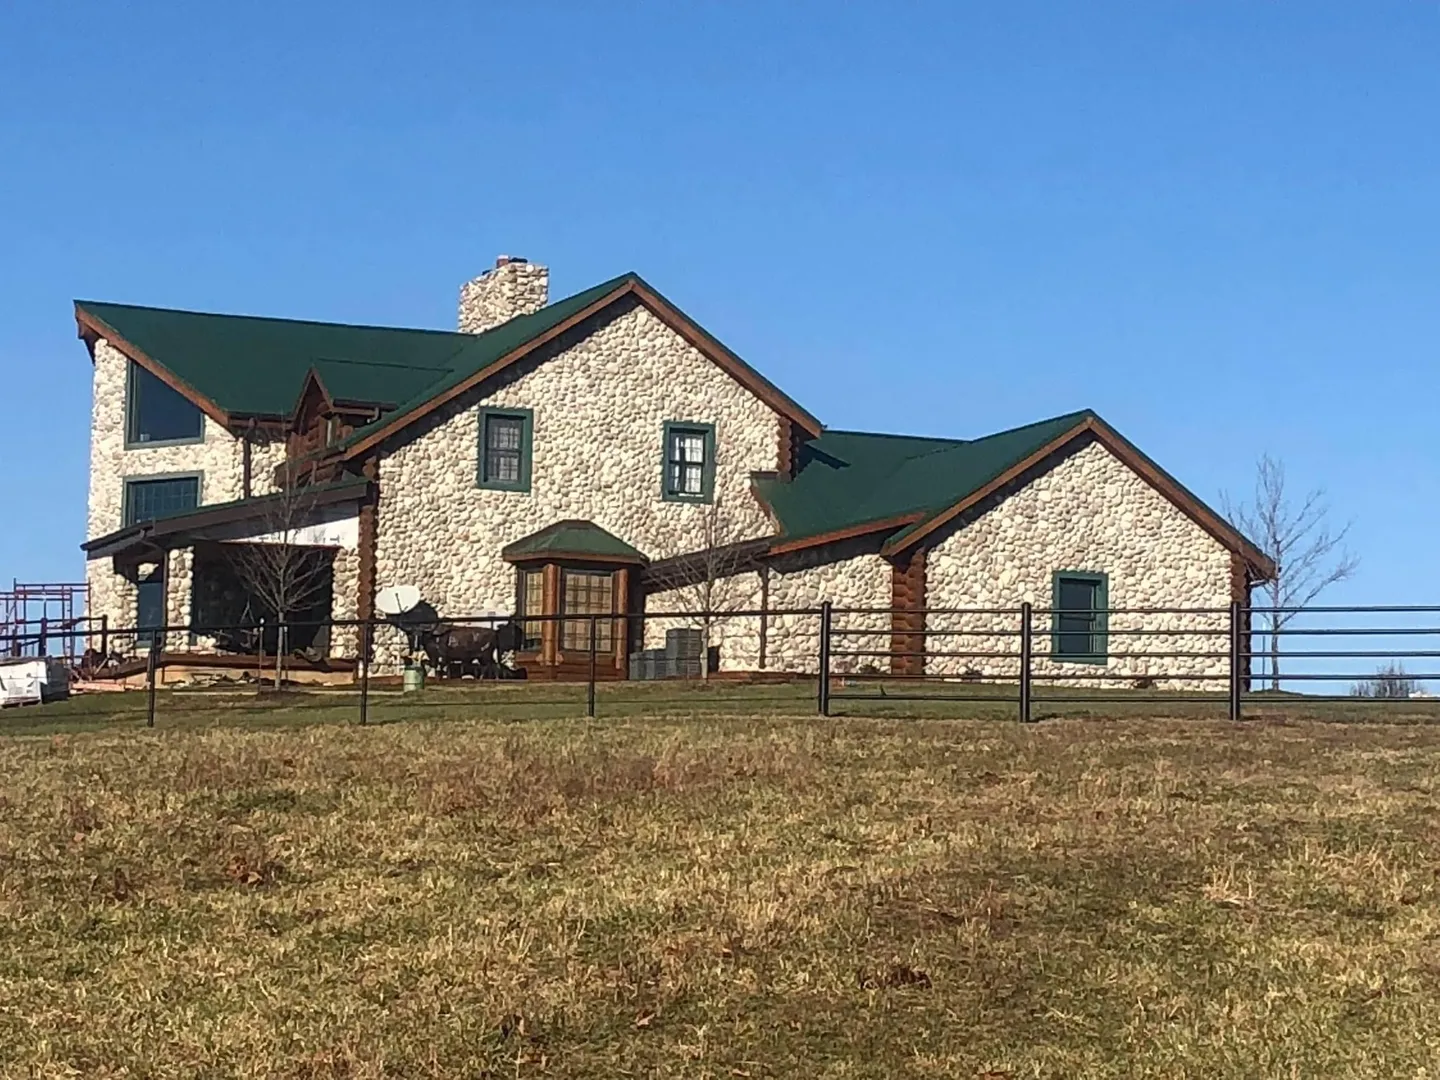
[{"left": 402, "top": 663, "right": 425, "bottom": 693}]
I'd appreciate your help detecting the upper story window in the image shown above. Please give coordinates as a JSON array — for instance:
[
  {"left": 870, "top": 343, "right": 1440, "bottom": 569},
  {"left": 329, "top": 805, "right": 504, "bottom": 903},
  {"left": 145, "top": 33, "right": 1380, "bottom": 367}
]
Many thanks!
[
  {"left": 477, "top": 407, "right": 533, "bottom": 492},
  {"left": 123, "top": 475, "right": 201, "bottom": 528},
  {"left": 126, "top": 361, "right": 203, "bottom": 447},
  {"left": 1051, "top": 571, "right": 1109, "bottom": 664},
  {"left": 662, "top": 421, "right": 715, "bottom": 503}
]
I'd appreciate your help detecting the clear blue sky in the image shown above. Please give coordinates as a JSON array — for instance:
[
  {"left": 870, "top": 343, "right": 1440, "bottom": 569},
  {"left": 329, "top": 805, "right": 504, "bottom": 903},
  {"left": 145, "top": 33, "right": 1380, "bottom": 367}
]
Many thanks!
[{"left": 2, "top": 1, "right": 1436, "bottom": 609}]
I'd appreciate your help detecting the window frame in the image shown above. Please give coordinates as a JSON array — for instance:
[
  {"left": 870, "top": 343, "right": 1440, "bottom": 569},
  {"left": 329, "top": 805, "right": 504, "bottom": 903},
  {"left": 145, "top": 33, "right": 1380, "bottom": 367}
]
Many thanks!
[
  {"left": 660, "top": 420, "right": 716, "bottom": 504},
  {"left": 122, "top": 472, "right": 204, "bottom": 529},
  {"left": 514, "top": 567, "right": 545, "bottom": 652},
  {"left": 124, "top": 360, "right": 205, "bottom": 450},
  {"left": 1050, "top": 570, "right": 1109, "bottom": 665},
  {"left": 476, "top": 406, "right": 534, "bottom": 492},
  {"left": 559, "top": 568, "right": 616, "bottom": 654}
]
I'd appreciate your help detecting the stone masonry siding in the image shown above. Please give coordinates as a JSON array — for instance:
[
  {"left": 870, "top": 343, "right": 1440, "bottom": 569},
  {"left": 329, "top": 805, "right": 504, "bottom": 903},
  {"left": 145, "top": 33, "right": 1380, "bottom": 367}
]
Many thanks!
[
  {"left": 458, "top": 261, "right": 550, "bottom": 335},
  {"left": 373, "top": 299, "right": 782, "bottom": 669},
  {"left": 925, "top": 438, "right": 1232, "bottom": 689},
  {"left": 87, "top": 339, "right": 329, "bottom": 650},
  {"left": 640, "top": 538, "right": 892, "bottom": 675}
]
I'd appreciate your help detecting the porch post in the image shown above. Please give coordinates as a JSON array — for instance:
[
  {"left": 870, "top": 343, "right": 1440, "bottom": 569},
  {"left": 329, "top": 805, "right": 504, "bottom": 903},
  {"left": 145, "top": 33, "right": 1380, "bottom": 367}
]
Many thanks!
[{"left": 164, "top": 547, "right": 194, "bottom": 653}]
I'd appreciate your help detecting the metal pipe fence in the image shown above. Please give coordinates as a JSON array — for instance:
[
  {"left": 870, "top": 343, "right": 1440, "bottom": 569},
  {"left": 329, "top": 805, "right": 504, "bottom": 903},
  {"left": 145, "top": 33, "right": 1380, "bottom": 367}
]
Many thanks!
[{"left": 22, "top": 602, "right": 1440, "bottom": 726}]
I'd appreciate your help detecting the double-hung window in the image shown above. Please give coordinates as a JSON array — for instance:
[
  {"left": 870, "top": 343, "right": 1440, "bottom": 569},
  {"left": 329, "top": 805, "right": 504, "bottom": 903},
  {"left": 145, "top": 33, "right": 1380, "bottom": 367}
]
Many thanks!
[
  {"left": 123, "top": 475, "right": 201, "bottom": 528},
  {"left": 125, "top": 360, "right": 203, "bottom": 446},
  {"left": 662, "top": 421, "right": 715, "bottom": 503},
  {"left": 1051, "top": 571, "right": 1109, "bottom": 663},
  {"left": 477, "top": 407, "right": 533, "bottom": 491}
]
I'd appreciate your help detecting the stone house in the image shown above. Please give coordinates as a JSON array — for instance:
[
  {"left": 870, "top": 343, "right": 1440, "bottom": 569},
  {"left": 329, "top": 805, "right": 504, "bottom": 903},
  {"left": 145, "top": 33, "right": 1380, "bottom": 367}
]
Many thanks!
[{"left": 78, "top": 256, "right": 1273, "bottom": 682}]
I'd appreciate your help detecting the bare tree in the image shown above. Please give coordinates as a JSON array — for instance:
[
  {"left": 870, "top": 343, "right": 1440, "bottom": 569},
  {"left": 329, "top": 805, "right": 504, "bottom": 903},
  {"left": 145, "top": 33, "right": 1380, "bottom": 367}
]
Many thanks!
[
  {"left": 643, "top": 496, "right": 766, "bottom": 681},
  {"left": 225, "top": 462, "right": 333, "bottom": 688},
  {"left": 1223, "top": 454, "right": 1359, "bottom": 691},
  {"left": 1350, "top": 662, "right": 1417, "bottom": 700}
]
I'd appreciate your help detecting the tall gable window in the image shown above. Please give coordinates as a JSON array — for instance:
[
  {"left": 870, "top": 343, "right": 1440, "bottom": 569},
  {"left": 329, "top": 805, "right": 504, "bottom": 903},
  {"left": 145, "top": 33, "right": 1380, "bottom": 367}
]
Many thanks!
[
  {"left": 662, "top": 421, "right": 715, "bottom": 503},
  {"left": 477, "top": 407, "right": 533, "bottom": 492},
  {"left": 123, "top": 475, "right": 201, "bottom": 528},
  {"left": 126, "top": 361, "right": 204, "bottom": 447},
  {"left": 1051, "top": 571, "right": 1109, "bottom": 664}
]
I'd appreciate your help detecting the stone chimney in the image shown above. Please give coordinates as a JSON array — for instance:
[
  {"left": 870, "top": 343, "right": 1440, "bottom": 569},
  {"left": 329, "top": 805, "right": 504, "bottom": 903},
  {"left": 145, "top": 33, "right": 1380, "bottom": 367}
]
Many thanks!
[{"left": 458, "top": 255, "right": 549, "bottom": 334}]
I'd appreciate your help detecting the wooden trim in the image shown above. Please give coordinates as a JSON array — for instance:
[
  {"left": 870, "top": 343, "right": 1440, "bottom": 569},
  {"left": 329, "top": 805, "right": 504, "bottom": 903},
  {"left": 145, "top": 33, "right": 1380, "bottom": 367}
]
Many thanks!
[
  {"left": 1231, "top": 550, "right": 1253, "bottom": 691},
  {"left": 356, "top": 457, "right": 379, "bottom": 625},
  {"left": 767, "top": 512, "right": 926, "bottom": 557},
  {"left": 540, "top": 563, "right": 560, "bottom": 665},
  {"left": 758, "top": 565, "right": 770, "bottom": 670},
  {"left": 504, "top": 549, "right": 647, "bottom": 567},
  {"left": 879, "top": 415, "right": 1278, "bottom": 579},
  {"left": 342, "top": 277, "right": 822, "bottom": 460},
  {"left": 613, "top": 566, "right": 630, "bottom": 671},
  {"left": 889, "top": 548, "right": 927, "bottom": 677},
  {"left": 75, "top": 307, "right": 232, "bottom": 429}
]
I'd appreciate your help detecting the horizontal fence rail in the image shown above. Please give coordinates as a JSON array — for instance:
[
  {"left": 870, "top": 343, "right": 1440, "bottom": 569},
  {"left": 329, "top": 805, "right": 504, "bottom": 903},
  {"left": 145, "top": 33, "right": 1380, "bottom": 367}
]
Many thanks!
[{"left": 13, "top": 602, "right": 1440, "bottom": 727}]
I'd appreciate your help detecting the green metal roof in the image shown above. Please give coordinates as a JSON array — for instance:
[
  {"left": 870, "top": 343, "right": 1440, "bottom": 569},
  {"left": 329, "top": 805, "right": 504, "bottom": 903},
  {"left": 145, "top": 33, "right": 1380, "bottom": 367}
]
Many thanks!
[
  {"left": 76, "top": 300, "right": 483, "bottom": 418},
  {"left": 755, "top": 411, "right": 1094, "bottom": 547},
  {"left": 501, "top": 520, "right": 647, "bottom": 563},
  {"left": 76, "top": 275, "right": 635, "bottom": 421},
  {"left": 308, "top": 357, "right": 451, "bottom": 409}
]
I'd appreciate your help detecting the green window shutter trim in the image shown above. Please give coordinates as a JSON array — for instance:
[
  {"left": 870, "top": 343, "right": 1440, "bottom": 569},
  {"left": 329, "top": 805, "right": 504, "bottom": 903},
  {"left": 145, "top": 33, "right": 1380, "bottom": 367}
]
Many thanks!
[
  {"left": 476, "top": 406, "right": 534, "bottom": 492},
  {"left": 660, "top": 420, "right": 716, "bottom": 504},
  {"left": 1049, "top": 570, "right": 1109, "bottom": 664}
]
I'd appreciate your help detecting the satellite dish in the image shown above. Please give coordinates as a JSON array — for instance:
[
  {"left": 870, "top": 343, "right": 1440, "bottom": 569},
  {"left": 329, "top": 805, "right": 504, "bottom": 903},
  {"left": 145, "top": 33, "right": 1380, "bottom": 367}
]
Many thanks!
[{"left": 375, "top": 584, "right": 421, "bottom": 617}]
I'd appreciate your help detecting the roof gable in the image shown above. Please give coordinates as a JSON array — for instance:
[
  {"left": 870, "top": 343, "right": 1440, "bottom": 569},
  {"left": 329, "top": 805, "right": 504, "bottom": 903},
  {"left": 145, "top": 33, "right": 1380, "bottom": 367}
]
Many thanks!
[
  {"left": 757, "top": 410, "right": 1275, "bottom": 578},
  {"left": 76, "top": 300, "right": 478, "bottom": 420},
  {"left": 337, "top": 274, "right": 821, "bottom": 458}
]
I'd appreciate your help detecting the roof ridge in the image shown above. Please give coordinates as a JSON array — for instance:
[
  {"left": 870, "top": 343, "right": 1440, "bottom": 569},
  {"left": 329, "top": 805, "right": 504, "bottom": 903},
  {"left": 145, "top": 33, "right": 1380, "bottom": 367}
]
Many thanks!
[{"left": 312, "top": 355, "right": 452, "bottom": 373}]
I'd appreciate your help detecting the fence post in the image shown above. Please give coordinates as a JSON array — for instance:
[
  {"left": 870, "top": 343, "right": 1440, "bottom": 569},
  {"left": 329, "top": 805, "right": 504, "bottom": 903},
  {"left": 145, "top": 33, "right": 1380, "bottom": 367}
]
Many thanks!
[
  {"left": 1019, "top": 602, "right": 1033, "bottom": 723},
  {"left": 1228, "top": 599, "right": 1242, "bottom": 722},
  {"left": 817, "top": 601, "right": 832, "bottom": 717},
  {"left": 100, "top": 614, "right": 109, "bottom": 661},
  {"left": 38, "top": 617, "right": 47, "bottom": 658},
  {"left": 145, "top": 644, "right": 158, "bottom": 727},
  {"left": 257, "top": 617, "right": 266, "bottom": 683},
  {"left": 359, "top": 618, "right": 372, "bottom": 726},
  {"left": 586, "top": 616, "right": 598, "bottom": 718}
]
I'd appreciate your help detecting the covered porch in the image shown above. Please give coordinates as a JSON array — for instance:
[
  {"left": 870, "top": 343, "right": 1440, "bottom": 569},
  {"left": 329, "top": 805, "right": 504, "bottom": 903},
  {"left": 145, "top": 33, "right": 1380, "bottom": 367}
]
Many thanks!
[{"left": 82, "top": 480, "right": 370, "bottom": 684}]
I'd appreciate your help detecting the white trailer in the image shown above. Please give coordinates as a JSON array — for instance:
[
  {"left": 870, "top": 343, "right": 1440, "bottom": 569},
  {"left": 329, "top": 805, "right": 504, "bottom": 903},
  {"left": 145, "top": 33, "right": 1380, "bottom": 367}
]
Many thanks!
[{"left": 0, "top": 656, "right": 71, "bottom": 706}]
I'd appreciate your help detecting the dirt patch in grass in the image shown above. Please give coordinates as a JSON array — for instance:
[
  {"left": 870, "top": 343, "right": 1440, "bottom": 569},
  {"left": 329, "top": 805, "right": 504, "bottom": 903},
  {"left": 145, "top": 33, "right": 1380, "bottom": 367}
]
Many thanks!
[{"left": 3, "top": 712, "right": 1440, "bottom": 1076}]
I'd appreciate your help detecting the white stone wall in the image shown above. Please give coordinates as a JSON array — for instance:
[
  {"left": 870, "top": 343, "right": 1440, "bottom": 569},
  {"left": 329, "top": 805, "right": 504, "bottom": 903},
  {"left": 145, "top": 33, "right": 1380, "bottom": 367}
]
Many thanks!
[
  {"left": 458, "top": 260, "right": 549, "bottom": 334},
  {"left": 925, "top": 439, "right": 1233, "bottom": 689},
  {"left": 640, "top": 542, "right": 892, "bottom": 675},
  {"left": 374, "top": 300, "right": 783, "bottom": 669},
  {"left": 85, "top": 341, "right": 293, "bottom": 635}
]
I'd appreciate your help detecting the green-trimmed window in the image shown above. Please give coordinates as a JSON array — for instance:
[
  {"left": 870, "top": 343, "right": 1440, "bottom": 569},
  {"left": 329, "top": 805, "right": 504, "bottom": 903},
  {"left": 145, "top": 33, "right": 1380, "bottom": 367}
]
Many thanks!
[
  {"left": 477, "top": 407, "right": 533, "bottom": 491},
  {"left": 123, "top": 475, "right": 201, "bottom": 528},
  {"left": 1051, "top": 571, "right": 1109, "bottom": 664},
  {"left": 125, "top": 361, "right": 203, "bottom": 447},
  {"left": 662, "top": 421, "right": 715, "bottom": 503}
]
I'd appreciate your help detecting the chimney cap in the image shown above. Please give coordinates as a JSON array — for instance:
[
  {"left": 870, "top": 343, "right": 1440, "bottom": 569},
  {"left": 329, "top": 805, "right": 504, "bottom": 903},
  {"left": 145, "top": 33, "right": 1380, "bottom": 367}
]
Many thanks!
[{"left": 495, "top": 254, "right": 528, "bottom": 267}]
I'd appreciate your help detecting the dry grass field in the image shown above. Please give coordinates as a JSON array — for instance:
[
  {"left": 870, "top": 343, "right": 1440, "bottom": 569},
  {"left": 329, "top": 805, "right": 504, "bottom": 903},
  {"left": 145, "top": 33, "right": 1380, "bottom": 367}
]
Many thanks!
[{"left": 4, "top": 688, "right": 1440, "bottom": 1077}]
